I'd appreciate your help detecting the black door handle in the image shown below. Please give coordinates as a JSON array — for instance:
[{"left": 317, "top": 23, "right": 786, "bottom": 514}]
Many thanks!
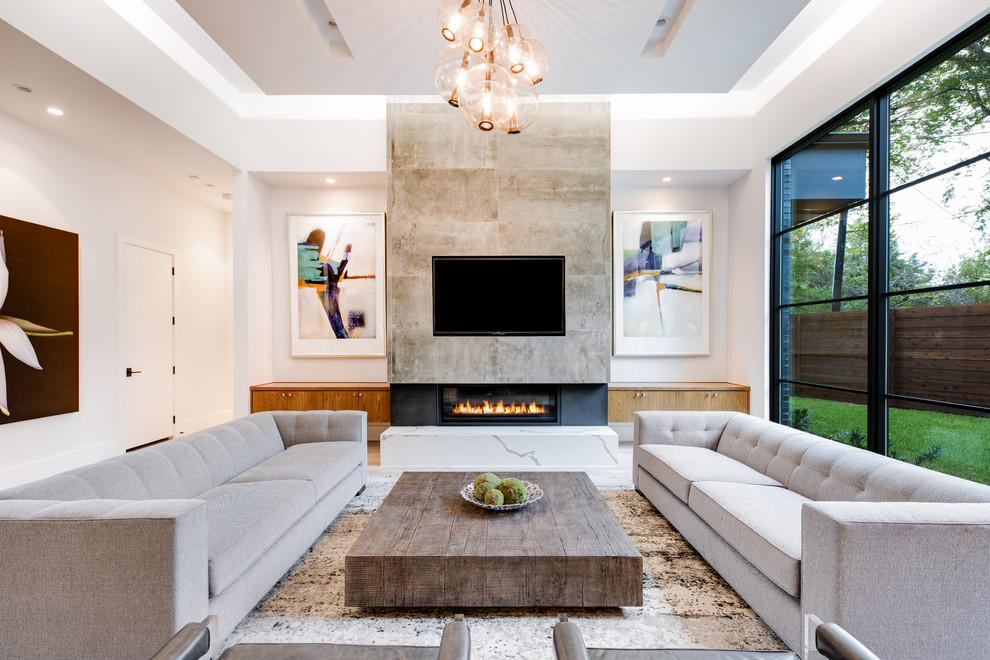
[{"left": 126, "top": 368, "right": 142, "bottom": 377}]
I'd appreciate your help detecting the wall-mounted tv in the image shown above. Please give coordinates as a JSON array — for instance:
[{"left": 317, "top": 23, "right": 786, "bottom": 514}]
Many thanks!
[{"left": 433, "top": 256, "right": 565, "bottom": 336}]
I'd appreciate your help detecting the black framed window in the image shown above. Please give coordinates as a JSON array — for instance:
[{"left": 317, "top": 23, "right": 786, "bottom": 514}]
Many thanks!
[{"left": 772, "top": 18, "right": 990, "bottom": 485}]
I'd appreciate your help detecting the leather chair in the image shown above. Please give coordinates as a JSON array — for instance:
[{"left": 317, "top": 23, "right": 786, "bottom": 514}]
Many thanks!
[
  {"left": 150, "top": 614, "right": 471, "bottom": 660},
  {"left": 552, "top": 614, "right": 880, "bottom": 660}
]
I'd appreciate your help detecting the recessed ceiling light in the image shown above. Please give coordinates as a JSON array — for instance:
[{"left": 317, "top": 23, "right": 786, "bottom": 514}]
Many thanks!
[
  {"left": 832, "top": 176, "right": 844, "bottom": 181},
  {"left": 222, "top": 193, "right": 233, "bottom": 201},
  {"left": 326, "top": 177, "right": 336, "bottom": 184},
  {"left": 12, "top": 84, "right": 33, "bottom": 93},
  {"left": 46, "top": 107, "right": 63, "bottom": 116},
  {"left": 205, "top": 183, "right": 215, "bottom": 188},
  {"left": 662, "top": 176, "right": 673, "bottom": 183},
  {"left": 188, "top": 174, "right": 200, "bottom": 181}
]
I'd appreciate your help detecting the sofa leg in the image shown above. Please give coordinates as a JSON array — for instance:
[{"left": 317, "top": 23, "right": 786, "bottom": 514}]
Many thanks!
[{"left": 357, "top": 485, "right": 366, "bottom": 496}]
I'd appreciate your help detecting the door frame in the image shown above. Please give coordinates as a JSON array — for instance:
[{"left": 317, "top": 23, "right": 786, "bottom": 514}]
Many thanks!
[{"left": 116, "top": 234, "right": 177, "bottom": 450}]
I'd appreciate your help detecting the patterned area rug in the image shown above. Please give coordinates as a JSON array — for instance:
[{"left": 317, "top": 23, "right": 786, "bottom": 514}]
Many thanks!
[{"left": 224, "top": 474, "right": 784, "bottom": 658}]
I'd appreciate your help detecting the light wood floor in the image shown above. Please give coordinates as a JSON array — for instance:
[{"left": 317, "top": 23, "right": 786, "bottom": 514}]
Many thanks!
[{"left": 368, "top": 441, "right": 380, "bottom": 466}]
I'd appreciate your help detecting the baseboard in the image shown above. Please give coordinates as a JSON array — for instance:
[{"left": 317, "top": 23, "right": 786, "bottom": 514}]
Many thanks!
[{"left": 176, "top": 410, "right": 234, "bottom": 435}]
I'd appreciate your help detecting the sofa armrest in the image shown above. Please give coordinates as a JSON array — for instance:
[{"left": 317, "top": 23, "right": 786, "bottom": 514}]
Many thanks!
[
  {"left": 149, "top": 622, "right": 212, "bottom": 660},
  {"left": 801, "top": 501, "right": 990, "bottom": 659},
  {"left": 0, "top": 498, "right": 210, "bottom": 660},
  {"left": 552, "top": 614, "right": 591, "bottom": 660},
  {"left": 437, "top": 614, "right": 471, "bottom": 660},
  {"left": 271, "top": 410, "right": 368, "bottom": 448}
]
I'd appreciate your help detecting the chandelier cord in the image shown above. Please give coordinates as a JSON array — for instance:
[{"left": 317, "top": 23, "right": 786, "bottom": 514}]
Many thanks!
[{"left": 505, "top": 0, "right": 518, "bottom": 25}]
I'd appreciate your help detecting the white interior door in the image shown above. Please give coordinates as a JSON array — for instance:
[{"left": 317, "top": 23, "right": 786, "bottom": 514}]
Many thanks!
[{"left": 119, "top": 241, "right": 175, "bottom": 449}]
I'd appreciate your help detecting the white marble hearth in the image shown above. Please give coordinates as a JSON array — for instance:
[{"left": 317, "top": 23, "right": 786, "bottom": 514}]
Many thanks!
[{"left": 380, "top": 425, "right": 619, "bottom": 470}]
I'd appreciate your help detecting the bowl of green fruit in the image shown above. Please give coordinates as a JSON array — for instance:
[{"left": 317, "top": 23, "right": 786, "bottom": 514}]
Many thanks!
[{"left": 460, "top": 472, "right": 544, "bottom": 511}]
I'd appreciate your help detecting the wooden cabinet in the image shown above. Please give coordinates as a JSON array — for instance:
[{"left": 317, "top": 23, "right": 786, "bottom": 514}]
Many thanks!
[
  {"left": 251, "top": 382, "right": 391, "bottom": 423},
  {"left": 608, "top": 383, "right": 750, "bottom": 422}
]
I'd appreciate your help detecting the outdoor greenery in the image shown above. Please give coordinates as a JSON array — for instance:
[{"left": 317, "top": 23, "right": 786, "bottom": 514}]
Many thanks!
[
  {"left": 779, "top": 27, "right": 990, "bottom": 488},
  {"left": 789, "top": 397, "right": 990, "bottom": 485}
]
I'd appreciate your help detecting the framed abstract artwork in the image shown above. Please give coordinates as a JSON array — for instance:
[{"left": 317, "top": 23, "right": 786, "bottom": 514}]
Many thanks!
[
  {"left": 288, "top": 213, "right": 386, "bottom": 357},
  {"left": 0, "top": 214, "right": 79, "bottom": 423},
  {"left": 612, "top": 210, "right": 712, "bottom": 356}
]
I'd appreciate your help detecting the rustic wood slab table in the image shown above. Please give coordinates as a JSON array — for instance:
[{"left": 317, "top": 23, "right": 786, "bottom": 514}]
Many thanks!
[{"left": 344, "top": 471, "right": 643, "bottom": 607}]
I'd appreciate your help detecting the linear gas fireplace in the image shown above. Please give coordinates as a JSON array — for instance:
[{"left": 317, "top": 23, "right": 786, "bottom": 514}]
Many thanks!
[
  {"left": 390, "top": 383, "right": 608, "bottom": 426},
  {"left": 440, "top": 384, "right": 558, "bottom": 425}
]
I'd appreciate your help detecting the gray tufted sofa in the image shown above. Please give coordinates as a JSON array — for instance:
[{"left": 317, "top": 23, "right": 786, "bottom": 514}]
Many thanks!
[
  {"left": 634, "top": 410, "right": 990, "bottom": 660},
  {"left": 0, "top": 410, "right": 367, "bottom": 660}
]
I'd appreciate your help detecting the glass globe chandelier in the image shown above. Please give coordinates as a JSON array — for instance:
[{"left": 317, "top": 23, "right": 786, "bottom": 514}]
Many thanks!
[{"left": 434, "top": 0, "right": 548, "bottom": 134}]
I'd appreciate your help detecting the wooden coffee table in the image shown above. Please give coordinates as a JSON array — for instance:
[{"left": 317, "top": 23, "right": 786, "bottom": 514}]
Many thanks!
[{"left": 344, "top": 471, "right": 643, "bottom": 607}]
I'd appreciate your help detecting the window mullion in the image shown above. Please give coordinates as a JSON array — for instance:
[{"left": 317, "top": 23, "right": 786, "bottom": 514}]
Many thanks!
[{"left": 867, "top": 92, "right": 890, "bottom": 456}]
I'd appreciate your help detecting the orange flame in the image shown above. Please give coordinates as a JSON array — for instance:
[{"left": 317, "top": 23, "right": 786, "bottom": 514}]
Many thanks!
[{"left": 452, "top": 399, "right": 547, "bottom": 415}]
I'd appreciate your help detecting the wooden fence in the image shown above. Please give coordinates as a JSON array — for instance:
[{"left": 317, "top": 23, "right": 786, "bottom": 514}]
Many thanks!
[{"left": 787, "top": 304, "right": 990, "bottom": 412}]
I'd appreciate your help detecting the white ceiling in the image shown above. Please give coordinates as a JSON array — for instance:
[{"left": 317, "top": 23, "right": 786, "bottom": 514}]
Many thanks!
[
  {"left": 0, "top": 0, "right": 840, "bottom": 209},
  {"left": 174, "top": 0, "right": 811, "bottom": 95},
  {"left": 0, "top": 18, "right": 236, "bottom": 211}
]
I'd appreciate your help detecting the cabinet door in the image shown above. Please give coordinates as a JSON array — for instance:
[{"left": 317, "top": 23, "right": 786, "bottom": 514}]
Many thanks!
[
  {"left": 710, "top": 390, "right": 749, "bottom": 413},
  {"left": 675, "top": 390, "right": 749, "bottom": 412},
  {"left": 675, "top": 391, "right": 711, "bottom": 411},
  {"left": 323, "top": 390, "right": 390, "bottom": 423},
  {"left": 253, "top": 390, "right": 322, "bottom": 412},
  {"left": 608, "top": 390, "right": 677, "bottom": 422},
  {"left": 360, "top": 391, "right": 390, "bottom": 423}
]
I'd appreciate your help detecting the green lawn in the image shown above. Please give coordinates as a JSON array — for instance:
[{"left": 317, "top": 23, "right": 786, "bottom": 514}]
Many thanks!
[{"left": 790, "top": 397, "right": 990, "bottom": 485}]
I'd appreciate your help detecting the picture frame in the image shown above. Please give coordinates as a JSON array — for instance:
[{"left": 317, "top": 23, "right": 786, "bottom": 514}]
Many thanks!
[
  {"left": 0, "top": 214, "right": 79, "bottom": 423},
  {"left": 288, "top": 213, "right": 386, "bottom": 357},
  {"left": 612, "top": 210, "right": 712, "bottom": 356}
]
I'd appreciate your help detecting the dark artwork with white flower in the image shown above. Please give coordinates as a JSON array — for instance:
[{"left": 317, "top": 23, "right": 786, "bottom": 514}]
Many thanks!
[{"left": 0, "top": 215, "right": 78, "bottom": 424}]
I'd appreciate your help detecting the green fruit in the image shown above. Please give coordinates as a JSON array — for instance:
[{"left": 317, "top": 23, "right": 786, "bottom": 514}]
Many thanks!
[
  {"left": 484, "top": 489, "right": 505, "bottom": 505},
  {"left": 497, "top": 477, "right": 526, "bottom": 505},
  {"left": 473, "top": 472, "right": 501, "bottom": 500},
  {"left": 474, "top": 478, "right": 499, "bottom": 500}
]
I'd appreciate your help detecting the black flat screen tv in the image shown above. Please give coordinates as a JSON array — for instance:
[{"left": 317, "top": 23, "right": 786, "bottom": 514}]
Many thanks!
[{"left": 433, "top": 256, "right": 565, "bottom": 336}]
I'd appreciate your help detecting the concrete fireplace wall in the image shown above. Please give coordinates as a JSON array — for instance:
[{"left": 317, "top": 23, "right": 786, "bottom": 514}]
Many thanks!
[{"left": 387, "top": 100, "right": 611, "bottom": 384}]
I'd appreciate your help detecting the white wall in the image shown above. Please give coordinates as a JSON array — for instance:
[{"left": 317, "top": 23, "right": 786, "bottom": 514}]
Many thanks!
[
  {"left": 610, "top": 183, "right": 731, "bottom": 384},
  {"left": 268, "top": 185, "right": 387, "bottom": 383},
  {"left": 232, "top": 172, "right": 273, "bottom": 417},
  {"left": 0, "top": 110, "right": 232, "bottom": 489}
]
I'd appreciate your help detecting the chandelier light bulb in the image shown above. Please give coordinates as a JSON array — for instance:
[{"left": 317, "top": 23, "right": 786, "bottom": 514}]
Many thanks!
[
  {"left": 521, "top": 38, "right": 549, "bottom": 84},
  {"left": 501, "top": 75, "right": 538, "bottom": 134},
  {"left": 435, "top": 44, "right": 483, "bottom": 107},
  {"left": 438, "top": 0, "right": 473, "bottom": 42},
  {"left": 459, "top": 61, "right": 513, "bottom": 132},
  {"left": 462, "top": 2, "right": 494, "bottom": 53},
  {"left": 494, "top": 23, "right": 532, "bottom": 75}
]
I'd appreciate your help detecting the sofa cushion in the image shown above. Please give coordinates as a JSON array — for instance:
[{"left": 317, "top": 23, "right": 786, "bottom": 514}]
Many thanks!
[
  {"left": 716, "top": 415, "right": 827, "bottom": 477},
  {"left": 689, "top": 481, "right": 806, "bottom": 597},
  {"left": 273, "top": 411, "right": 367, "bottom": 448},
  {"left": 635, "top": 411, "right": 738, "bottom": 450},
  {"left": 201, "top": 480, "right": 314, "bottom": 596},
  {"left": 226, "top": 442, "right": 364, "bottom": 499},
  {"left": 637, "top": 445, "right": 783, "bottom": 504}
]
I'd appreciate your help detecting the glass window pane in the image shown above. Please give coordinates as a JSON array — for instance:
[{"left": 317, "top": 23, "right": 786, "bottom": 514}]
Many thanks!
[
  {"left": 781, "top": 205, "right": 869, "bottom": 306},
  {"left": 778, "top": 108, "right": 870, "bottom": 229},
  {"left": 889, "top": 404, "right": 990, "bottom": 486},
  {"left": 781, "top": 305, "right": 867, "bottom": 391},
  {"left": 888, "top": 287, "right": 990, "bottom": 408},
  {"left": 890, "top": 30, "right": 990, "bottom": 188},
  {"left": 888, "top": 159, "right": 990, "bottom": 292},
  {"left": 781, "top": 383, "right": 868, "bottom": 447}
]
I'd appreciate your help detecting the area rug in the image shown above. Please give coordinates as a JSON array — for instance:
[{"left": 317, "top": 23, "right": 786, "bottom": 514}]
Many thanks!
[{"left": 224, "top": 474, "right": 784, "bottom": 658}]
